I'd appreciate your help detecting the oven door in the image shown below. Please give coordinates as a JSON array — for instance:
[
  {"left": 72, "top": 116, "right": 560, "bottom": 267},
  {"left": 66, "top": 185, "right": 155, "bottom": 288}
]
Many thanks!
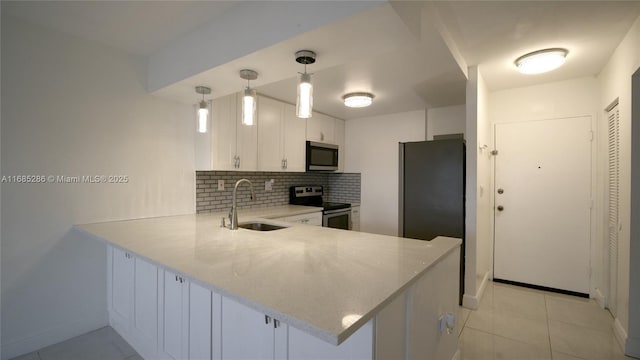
[{"left": 322, "top": 209, "right": 351, "bottom": 230}]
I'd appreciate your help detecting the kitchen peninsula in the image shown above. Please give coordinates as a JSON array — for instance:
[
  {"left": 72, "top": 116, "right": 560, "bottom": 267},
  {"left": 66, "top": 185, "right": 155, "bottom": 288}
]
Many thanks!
[{"left": 77, "top": 206, "right": 461, "bottom": 360}]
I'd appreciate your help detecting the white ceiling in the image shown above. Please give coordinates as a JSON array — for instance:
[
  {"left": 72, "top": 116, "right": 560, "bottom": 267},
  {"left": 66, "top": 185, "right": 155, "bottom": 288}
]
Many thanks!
[
  {"left": 4, "top": 1, "right": 640, "bottom": 120},
  {"left": 432, "top": 1, "right": 640, "bottom": 91},
  {"left": 2, "top": 1, "right": 238, "bottom": 56}
]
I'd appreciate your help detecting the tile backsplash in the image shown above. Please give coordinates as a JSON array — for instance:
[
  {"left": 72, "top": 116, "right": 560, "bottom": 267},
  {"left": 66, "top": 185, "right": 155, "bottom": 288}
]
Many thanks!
[{"left": 196, "top": 171, "right": 361, "bottom": 214}]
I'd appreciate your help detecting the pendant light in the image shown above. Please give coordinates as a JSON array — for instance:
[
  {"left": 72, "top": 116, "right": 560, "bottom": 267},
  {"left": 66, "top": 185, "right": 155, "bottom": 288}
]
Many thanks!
[
  {"left": 239, "top": 69, "right": 258, "bottom": 126},
  {"left": 195, "top": 86, "right": 211, "bottom": 133},
  {"left": 295, "top": 50, "right": 316, "bottom": 119}
]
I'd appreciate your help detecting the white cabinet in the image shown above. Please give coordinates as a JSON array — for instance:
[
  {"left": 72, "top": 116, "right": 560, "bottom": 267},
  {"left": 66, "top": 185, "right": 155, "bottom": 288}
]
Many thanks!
[
  {"left": 351, "top": 206, "right": 360, "bottom": 231},
  {"left": 221, "top": 297, "right": 288, "bottom": 360},
  {"left": 197, "top": 92, "right": 257, "bottom": 171},
  {"left": 335, "top": 118, "right": 345, "bottom": 172},
  {"left": 307, "top": 112, "right": 335, "bottom": 143},
  {"left": 276, "top": 211, "right": 322, "bottom": 226},
  {"left": 109, "top": 248, "right": 160, "bottom": 358},
  {"left": 132, "top": 257, "right": 159, "bottom": 354},
  {"left": 163, "top": 271, "right": 190, "bottom": 360},
  {"left": 282, "top": 103, "right": 306, "bottom": 172},
  {"left": 162, "top": 271, "right": 217, "bottom": 360},
  {"left": 257, "top": 96, "right": 306, "bottom": 172},
  {"left": 288, "top": 320, "right": 373, "bottom": 360},
  {"left": 111, "top": 247, "right": 134, "bottom": 330}
]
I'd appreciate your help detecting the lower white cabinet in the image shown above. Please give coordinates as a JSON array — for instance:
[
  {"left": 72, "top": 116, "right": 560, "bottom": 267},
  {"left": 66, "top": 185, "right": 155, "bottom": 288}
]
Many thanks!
[
  {"left": 222, "top": 297, "right": 288, "bottom": 360},
  {"left": 108, "top": 245, "right": 460, "bottom": 360},
  {"left": 275, "top": 212, "right": 322, "bottom": 226},
  {"left": 351, "top": 206, "right": 361, "bottom": 231}
]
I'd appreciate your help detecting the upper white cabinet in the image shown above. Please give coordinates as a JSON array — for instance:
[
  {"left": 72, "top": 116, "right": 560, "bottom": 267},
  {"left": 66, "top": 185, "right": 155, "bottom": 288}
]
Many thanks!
[
  {"left": 257, "top": 96, "right": 306, "bottom": 172},
  {"left": 335, "top": 118, "right": 345, "bottom": 172},
  {"left": 196, "top": 92, "right": 257, "bottom": 171},
  {"left": 307, "top": 112, "right": 335, "bottom": 143},
  {"left": 282, "top": 103, "right": 306, "bottom": 172}
]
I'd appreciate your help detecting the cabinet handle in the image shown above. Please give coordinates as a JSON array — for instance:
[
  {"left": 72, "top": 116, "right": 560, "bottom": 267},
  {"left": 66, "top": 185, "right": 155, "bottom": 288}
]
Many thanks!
[
  {"left": 265, "top": 315, "right": 272, "bottom": 325},
  {"left": 285, "top": 159, "right": 288, "bottom": 169},
  {"left": 274, "top": 319, "right": 280, "bottom": 328},
  {"left": 320, "top": 132, "right": 325, "bottom": 141},
  {"left": 175, "top": 275, "right": 178, "bottom": 282},
  {"left": 237, "top": 156, "right": 240, "bottom": 169}
]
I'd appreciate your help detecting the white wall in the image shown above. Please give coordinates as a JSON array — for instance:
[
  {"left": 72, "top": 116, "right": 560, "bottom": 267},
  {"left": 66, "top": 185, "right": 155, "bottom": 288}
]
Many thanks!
[
  {"left": 598, "top": 14, "right": 640, "bottom": 356},
  {"left": 426, "top": 105, "right": 466, "bottom": 140},
  {"left": 1, "top": 16, "right": 195, "bottom": 359},
  {"left": 345, "top": 110, "right": 425, "bottom": 236}
]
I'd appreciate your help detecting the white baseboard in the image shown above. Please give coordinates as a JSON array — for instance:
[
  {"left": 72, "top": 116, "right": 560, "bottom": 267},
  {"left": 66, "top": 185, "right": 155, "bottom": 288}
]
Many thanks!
[
  {"left": 1, "top": 312, "right": 108, "bottom": 360},
  {"left": 462, "top": 270, "right": 490, "bottom": 310},
  {"left": 594, "top": 288, "right": 606, "bottom": 308},
  {"left": 613, "top": 317, "right": 628, "bottom": 351},
  {"left": 451, "top": 348, "right": 461, "bottom": 360}
]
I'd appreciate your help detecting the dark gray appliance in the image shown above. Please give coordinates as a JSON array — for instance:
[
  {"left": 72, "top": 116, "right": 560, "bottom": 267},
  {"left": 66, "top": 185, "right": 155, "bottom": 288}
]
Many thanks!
[
  {"left": 289, "top": 185, "right": 351, "bottom": 230},
  {"left": 399, "top": 139, "right": 465, "bottom": 304},
  {"left": 306, "top": 141, "right": 339, "bottom": 171}
]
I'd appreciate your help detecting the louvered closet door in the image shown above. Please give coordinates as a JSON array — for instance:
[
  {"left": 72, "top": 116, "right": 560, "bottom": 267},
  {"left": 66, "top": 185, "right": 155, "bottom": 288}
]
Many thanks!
[{"left": 607, "top": 102, "right": 620, "bottom": 316}]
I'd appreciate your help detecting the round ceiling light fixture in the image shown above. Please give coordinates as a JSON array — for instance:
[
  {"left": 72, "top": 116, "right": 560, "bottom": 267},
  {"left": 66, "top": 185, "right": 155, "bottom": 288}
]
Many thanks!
[
  {"left": 515, "top": 48, "right": 568, "bottom": 75},
  {"left": 343, "top": 92, "right": 374, "bottom": 108}
]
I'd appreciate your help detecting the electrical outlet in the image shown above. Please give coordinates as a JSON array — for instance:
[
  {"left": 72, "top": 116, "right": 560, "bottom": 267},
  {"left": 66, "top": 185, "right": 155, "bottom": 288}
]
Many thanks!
[
  {"left": 265, "top": 179, "right": 273, "bottom": 191},
  {"left": 217, "top": 180, "right": 224, "bottom": 191}
]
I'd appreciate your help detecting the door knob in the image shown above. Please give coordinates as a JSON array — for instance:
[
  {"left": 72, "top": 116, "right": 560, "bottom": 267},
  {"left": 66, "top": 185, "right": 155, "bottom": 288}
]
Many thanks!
[
  {"left": 497, "top": 205, "right": 504, "bottom": 211},
  {"left": 497, "top": 188, "right": 504, "bottom": 194}
]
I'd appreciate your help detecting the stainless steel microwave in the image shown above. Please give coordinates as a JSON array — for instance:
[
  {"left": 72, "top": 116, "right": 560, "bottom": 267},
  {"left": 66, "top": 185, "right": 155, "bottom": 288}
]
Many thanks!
[{"left": 306, "top": 141, "right": 339, "bottom": 171}]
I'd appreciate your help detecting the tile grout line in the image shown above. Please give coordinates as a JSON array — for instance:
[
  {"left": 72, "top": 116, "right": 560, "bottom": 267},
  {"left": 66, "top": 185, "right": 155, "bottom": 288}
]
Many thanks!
[{"left": 544, "top": 294, "right": 554, "bottom": 359}]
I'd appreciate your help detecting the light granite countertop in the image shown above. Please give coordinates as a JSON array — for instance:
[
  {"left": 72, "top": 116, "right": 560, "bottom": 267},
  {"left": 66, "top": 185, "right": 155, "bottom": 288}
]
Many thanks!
[{"left": 76, "top": 205, "right": 460, "bottom": 345}]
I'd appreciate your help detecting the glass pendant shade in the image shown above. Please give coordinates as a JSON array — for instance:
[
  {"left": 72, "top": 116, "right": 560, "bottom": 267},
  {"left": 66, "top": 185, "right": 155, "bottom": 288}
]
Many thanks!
[
  {"left": 198, "top": 100, "right": 208, "bottom": 133},
  {"left": 242, "top": 88, "right": 257, "bottom": 126},
  {"left": 296, "top": 72, "right": 313, "bottom": 119}
]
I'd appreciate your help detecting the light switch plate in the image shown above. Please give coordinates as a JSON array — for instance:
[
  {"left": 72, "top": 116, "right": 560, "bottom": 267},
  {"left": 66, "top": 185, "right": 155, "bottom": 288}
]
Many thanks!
[{"left": 217, "top": 180, "right": 224, "bottom": 191}]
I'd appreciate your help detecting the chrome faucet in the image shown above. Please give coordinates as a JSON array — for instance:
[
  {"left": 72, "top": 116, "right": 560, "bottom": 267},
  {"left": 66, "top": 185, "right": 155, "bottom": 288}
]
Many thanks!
[{"left": 229, "top": 178, "right": 256, "bottom": 230}]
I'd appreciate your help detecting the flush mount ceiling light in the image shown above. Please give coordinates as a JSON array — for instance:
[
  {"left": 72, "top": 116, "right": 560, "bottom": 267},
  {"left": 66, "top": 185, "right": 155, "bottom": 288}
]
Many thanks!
[
  {"left": 195, "top": 86, "right": 211, "bottom": 133},
  {"left": 239, "top": 69, "right": 258, "bottom": 126},
  {"left": 295, "top": 50, "right": 316, "bottom": 119},
  {"left": 515, "top": 48, "right": 568, "bottom": 75},
  {"left": 343, "top": 92, "right": 374, "bottom": 108}
]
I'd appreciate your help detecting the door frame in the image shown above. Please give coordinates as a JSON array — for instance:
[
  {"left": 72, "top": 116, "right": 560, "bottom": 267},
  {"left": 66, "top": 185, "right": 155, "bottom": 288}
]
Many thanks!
[{"left": 490, "top": 115, "right": 597, "bottom": 297}]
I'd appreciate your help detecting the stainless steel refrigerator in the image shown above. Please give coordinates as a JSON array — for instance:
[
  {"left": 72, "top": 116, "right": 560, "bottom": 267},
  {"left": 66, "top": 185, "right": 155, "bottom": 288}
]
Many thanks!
[{"left": 399, "top": 139, "right": 465, "bottom": 304}]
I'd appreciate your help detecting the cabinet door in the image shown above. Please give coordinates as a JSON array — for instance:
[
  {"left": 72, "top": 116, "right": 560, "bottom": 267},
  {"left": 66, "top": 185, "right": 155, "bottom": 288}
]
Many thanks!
[
  {"left": 236, "top": 93, "right": 258, "bottom": 171},
  {"left": 334, "top": 119, "right": 345, "bottom": 172},
  {"left": 222, "top": 297, "right": 273, "bottom": 359},
  {"left": 112, "top": 247, "right": 134, "bottom": 329},
  {"left": 133, "top": 257, "right": 159, "bottom": 349},
  {"left": 189, "top": 282, "right": 211, "bottom": 360},
  {"left": 283, "top": 104, "right": 307, "bottom": 172},
  {"left": 164, "top": 271, "right": 189, "bottom": 360},
  {"left": 257, "top": 96, "right": 285, "bottom": 171},
  {"left": 307, "top": 112, "right": 335, "bottom": 143},
  {"left": 288, "top": 320, "right": 374, "bottom": 359},
  {"left": 211, "top": 94, "right": 238, "bottom": 171},
  {"left": 351, "top": 206, "right": 360, "bottom": 232}
]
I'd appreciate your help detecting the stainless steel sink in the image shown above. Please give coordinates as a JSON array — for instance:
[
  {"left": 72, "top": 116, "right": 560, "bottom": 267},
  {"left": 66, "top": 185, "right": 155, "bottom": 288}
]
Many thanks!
[{"left": 238, "top": 222, "right": 288, "bottom": 231}]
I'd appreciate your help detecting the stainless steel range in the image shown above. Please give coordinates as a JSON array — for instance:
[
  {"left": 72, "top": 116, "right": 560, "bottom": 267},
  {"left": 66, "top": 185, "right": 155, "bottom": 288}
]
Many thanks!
[{"left": 289, "top": 186, "right": 352, "bottom": 230}]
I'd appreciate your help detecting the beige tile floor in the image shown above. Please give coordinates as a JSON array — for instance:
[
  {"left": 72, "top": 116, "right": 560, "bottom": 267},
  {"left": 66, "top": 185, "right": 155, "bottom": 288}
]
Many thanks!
[
  {"left": 458, "top": 281, "right": 637, "bottom": 360},
  {"left": 11, "top": 281, "right": 638, "bottom": 360}
]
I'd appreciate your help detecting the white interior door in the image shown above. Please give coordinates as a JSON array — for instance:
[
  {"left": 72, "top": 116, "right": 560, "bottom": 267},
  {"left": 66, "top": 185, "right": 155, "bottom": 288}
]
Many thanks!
[{"left": 494, "top": 116, "right": 592, "bottom": 294}]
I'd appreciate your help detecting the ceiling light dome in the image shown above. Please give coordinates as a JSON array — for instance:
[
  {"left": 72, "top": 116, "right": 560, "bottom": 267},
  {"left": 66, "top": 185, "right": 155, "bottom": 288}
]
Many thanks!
[
  {"left": 343, "top": 92, "right": 374, "bottom": 108},
  {"left": 515, "top": 48, "right": 568, "bottom": 75}
]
